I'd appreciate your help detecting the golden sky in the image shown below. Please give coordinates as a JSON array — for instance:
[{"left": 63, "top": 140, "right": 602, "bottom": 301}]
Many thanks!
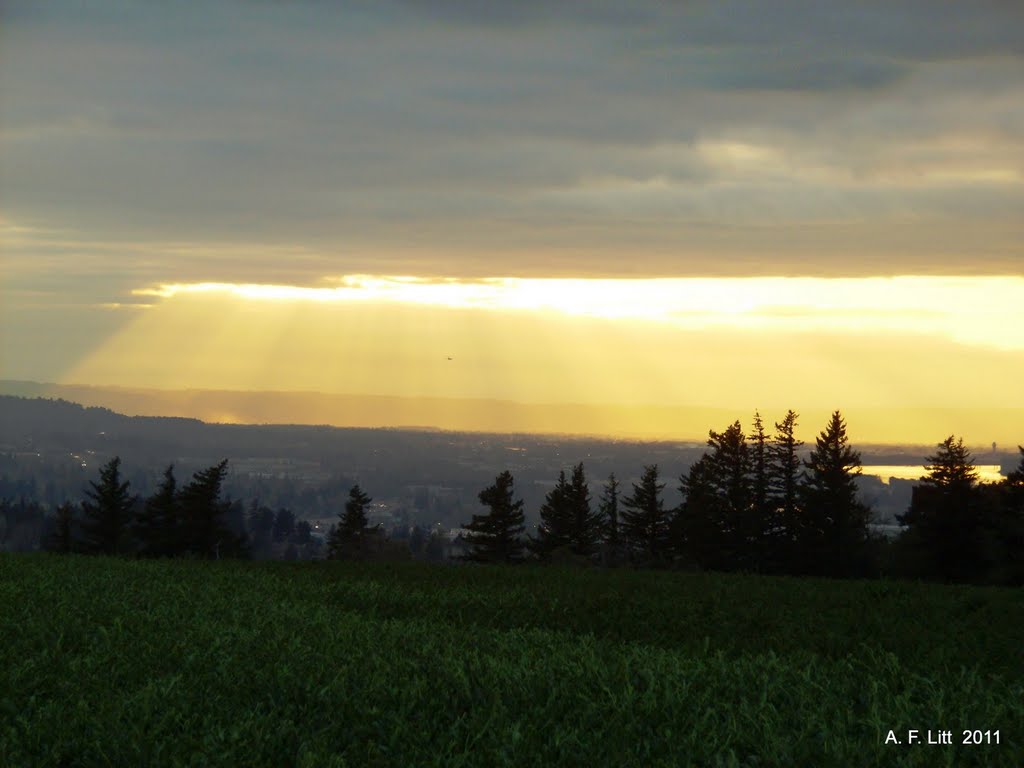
[{"left": 2, "top": 2, "right": 1022, "bottom": 444}]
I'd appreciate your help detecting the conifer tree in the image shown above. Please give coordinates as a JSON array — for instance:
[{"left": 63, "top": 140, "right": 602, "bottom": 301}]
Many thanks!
[
  {"left": 801, "top": 411, "right": 870, "bottom": 577},
  {"left": 599, "top": 473, "right": 621, "bottom": 563},
  {"left": 705, "top": 421, "right": 755, "bottom": 569},
  {"left": 529, "top": 470, "right": 572, "bottom": 559},
  {"left": 899, "top": 436, "right": 985, "bottom": 582},
  {"left": 135, "top": 464, "right": 177, "bottom": 557},
  {"left": 327, "top": 485, "right": 374, "bottom": 559},
  {"left": 994, "top": 447, "right": 1024, "bottom": 584},
  {"left": 749, "top": 411, "right": 769, "bottom": 525},
  {"left": 567, "top": 463, "right": 602, "bottom": 558},
  {"left": 768, "top": 410, "right": 803, "bottom": 564},
  {"left": 673, "top": 455, "right": 722, "bottom": 568},
  {"left": 620, "top": 465, "right": 669, "bottom": 563},
  {"left": 177, "top": 460, "right": 243, "bottom": 558},
  {"left": 921, "top": 436, "right": 979, "bottom": 491},
  {"left": 80, "top": 456, "right": 135, "bottom": 555},
  {"left": 461, "top": 471, "right": 526, "bottom": 563}
]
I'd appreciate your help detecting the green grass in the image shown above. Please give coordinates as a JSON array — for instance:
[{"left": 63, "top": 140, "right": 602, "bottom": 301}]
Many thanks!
[{"left": 1, "top": 555, "right": 1021, "bottom": 767}]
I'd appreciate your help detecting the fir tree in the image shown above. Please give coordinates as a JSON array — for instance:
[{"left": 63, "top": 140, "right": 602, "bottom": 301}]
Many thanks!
[
  {"left": 567, "top": 463, "right": 602, "bottom": 558},
  {"left": 177, "top": 460, "right": 243, "bottom": 559},
  {"left": 673, "top": 455, "right": 722, "bottom": 568},
  {"left": 135, "top": 464, "right": 177, "bottom": 557},
  {"left": 994, "top": 447, "right": 1024, "bottom": 584},
  {"left": 327, "top": 485, "right": 374, "bottom": 559},
  {"left": 921, "top": 436, "right": 979, "bottom": 491},
  {"left": 529, "top": 469, "right": 572, "bottom": 559},
  {"left": 620, "top": 465, "right": 669, "bottom": 564},
  {"left": 749, "top": 411, "right": 770, "bottom": 526},
  {"left": 768, "top": 410, "right": 803, "bottom": 565},
  {"left": 899, "top": 436, "right": 986, "bottom": 582},
  {"left": 80, "top": 456, "right": 134, "bottom": 555},
  {"left": 704, "top": 421, "right": 755, "bottom": 569},
  {"left": 801, "top": 411, "right": 870, "bottom": 577},
  {"left": 461, "top": 471, "right": 526, "bottom": 564},
  {"left": 599, "top": 473, "right": 621, "bottom": 564}
]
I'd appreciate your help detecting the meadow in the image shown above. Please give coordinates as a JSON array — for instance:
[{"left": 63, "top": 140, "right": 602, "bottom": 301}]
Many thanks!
[{"left": 1, "top": 555, "right": 1021, "bottom": 767}]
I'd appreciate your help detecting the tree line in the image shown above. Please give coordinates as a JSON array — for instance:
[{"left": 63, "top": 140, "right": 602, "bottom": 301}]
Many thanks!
[
  {"left": 459, "top": 411, "right": 1024, "bottom": 585},
  {"left": 15, "top": 409, "right": 1024, "bottom": 585}
]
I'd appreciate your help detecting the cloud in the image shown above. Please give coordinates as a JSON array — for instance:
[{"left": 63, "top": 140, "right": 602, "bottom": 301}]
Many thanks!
[{"left": 1, "top": 0, "right": 1022, "bottom": 291}]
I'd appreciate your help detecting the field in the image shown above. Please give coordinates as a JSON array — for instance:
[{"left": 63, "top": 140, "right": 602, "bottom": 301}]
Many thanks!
[{"left": 1, "top": 555, "right": 1021, "bottom": 767}]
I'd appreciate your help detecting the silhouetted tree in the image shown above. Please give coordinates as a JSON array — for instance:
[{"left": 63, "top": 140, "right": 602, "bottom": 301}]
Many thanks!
[
  {"left": 80, "top": 457, "right": 135, "bottom": 555},
  {"left": 749, "top": 412, "right": 770, "bottom": 532},
  {"left": 673, "top": 455, "right": 722, "bottom": 569},
  {"left": 620, "top": 465, "right": 669, "bottom": 564},
  {"left": 899, "top": 436, "right": 987, "bottom": 582},
  {"left": 529, "top": 470, "right": 572, "bottom": 559},
  {"left": 135, "top": 464, "right": 177, "bottom": 557},
  {"left": 461, "top": 471, "right": 526, "bottom": 564},
  {"left": 531, "top": 463, "right": 601, "bottom": 560},
  {"left": 704, "top": 421, "right": 757, "bottom": 569},
  {"left": 993, "top": 447, "right": 1024, "bottom": 584},
  {"left": 567, "top": 463, "right": 602, "bottom": 558},
  {"left": 768, "top": 410, "right": 803, "bottom": 567},
  {"left": 327, "top": 485, "right": 375, "bottom": 559},
  {"left": 801, "top": 411, "right": 871, "bottom": 577},
  {"left": 177, "top": 460, "right": 244, "bottom": 558},
  {"left": 599, "top": 473, "right": 623, "bottom": 565}
]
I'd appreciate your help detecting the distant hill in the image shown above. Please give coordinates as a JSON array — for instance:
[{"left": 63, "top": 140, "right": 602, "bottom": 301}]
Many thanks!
[{"left": 3, "top": 379, "right": 1017, "bottom": 448}]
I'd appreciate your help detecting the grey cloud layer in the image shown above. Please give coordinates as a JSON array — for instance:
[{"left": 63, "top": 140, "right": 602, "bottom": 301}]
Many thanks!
[{"left": 1, "top": 0, "right": 1022, "bottom": 289}]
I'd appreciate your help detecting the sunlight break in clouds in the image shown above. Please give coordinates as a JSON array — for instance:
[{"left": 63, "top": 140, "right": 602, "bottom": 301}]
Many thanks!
[{"left": 133, "top": 275, "right": 1024, "bottom": 351}]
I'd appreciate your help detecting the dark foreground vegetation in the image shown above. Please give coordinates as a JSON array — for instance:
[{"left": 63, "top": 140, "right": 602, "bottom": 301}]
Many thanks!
[{"left": 1, "top": 555, "right": 1021, "bottom": 766}]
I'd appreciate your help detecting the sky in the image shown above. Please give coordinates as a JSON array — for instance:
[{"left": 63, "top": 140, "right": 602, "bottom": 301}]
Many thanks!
[{"left": 2, "top": 0, "right": 1023, "bottom": 444}]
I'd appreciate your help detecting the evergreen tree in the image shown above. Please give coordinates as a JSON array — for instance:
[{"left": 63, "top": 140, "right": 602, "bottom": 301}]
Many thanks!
[
  {"left": 461, "top": 471, "right": 526, "bottom": 564},
  {"left": 768, "top": 410, "right": 804, "bottom": 567},
  {"left": 749, "top": 411, "right": 770, "bottom": 528},
  {"left": 620, "top": 465, "right": 669, "bottom": 564},
  {"left": 599, "top": 473, "right": 622, "bottom": 564},
  {"left": 899, "top": 436, "right": 986, "bottom": 582},
  {"left": 567, "top": 463, "right": 602, "bottom": 558},
  {"left": 922, "top": 436, "right": 979, "bottom": 491},
  {"left": 327, "top": 485, "right": 374, "bottom": 559},
  {"left": 529, "top": 470, "right": 573, "bottom": 559},
  {"left": 994, "top": 447, "right": 1024, "bottom": 584},
  {"left": 135, "top": 464, "right": 177, "bottom": 557},
  {"left": 673, "top": 455, "right": 722, "bottom": 568},
  {"left": 80, "top": 456, "right": 135, "bottom": 555},
  {"left": 704, "top": 421, "right": 756, "bottom": 569},
  {"left": 177, "top": 460, "right": 243, "bottom": 558},
  {"left": 801, "top": 411, "right": 870, "bottom": 577}
]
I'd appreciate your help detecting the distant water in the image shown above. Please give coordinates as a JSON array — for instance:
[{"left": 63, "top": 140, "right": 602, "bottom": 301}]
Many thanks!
[{"left": 863, "top": 465, "right": 1004, "bottom": 484}]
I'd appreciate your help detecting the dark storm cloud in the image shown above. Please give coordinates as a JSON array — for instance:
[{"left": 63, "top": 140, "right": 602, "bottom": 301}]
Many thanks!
[{"left": 1, "top": 0, "right": 1022, "bottom": 293}]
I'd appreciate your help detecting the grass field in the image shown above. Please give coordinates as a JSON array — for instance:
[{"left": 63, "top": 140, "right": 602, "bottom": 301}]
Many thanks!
[{"left": 1, "top": 555, "right": 1021, "bottom": 767}]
